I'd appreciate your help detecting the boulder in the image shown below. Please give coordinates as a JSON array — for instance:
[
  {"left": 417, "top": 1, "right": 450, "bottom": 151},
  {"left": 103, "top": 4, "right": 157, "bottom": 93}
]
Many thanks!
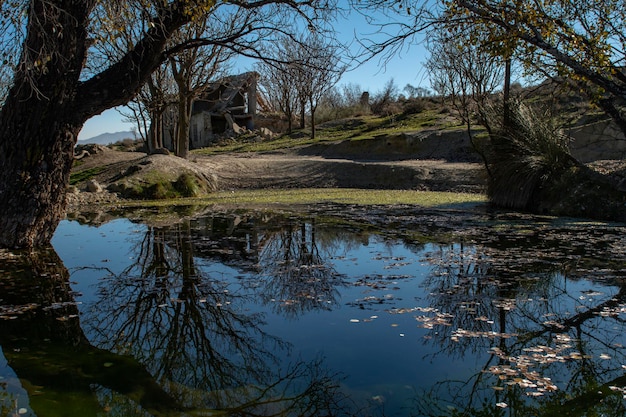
[
  {"left": 259, "top": 127, "right": 275, "bottom": 140},
  {"left": 85, "top": 179, "right": 103, "bottom": 193}
]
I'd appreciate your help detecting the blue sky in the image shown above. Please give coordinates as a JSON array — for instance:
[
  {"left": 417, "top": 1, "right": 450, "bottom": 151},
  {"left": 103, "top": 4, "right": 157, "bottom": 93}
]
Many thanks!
[{"left": 78, "top": 5, "right": 429, "bottom": 141}]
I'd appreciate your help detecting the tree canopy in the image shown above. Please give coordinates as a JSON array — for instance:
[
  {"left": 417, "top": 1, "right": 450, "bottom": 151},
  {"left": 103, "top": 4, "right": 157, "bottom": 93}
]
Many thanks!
[
  {"left": 350, "top": 0, "right": 626, "bottom": 132},
  {"left": 443, "top": 0, "right": 626, "bottom": 132}
]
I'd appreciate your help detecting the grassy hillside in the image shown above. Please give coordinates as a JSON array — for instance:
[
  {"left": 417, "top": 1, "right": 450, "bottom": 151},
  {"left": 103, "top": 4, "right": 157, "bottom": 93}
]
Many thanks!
[{"left": 192, "top": 109, "right": 460, "bottom": 156}]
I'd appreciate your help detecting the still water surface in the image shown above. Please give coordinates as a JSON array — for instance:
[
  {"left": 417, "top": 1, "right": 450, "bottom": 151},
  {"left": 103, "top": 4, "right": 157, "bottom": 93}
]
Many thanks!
[{"left": 1, "top": 206, "right": 626, "bottom": 416}]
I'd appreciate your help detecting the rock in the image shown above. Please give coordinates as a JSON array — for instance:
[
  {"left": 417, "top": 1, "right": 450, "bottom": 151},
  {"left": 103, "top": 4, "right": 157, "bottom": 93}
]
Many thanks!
[
  {"left": 259, "top": 127, "right": 275, "bottom": 140},
  {"left": 85, "top": 179, "right": 103, "bottom": 193},
  {"left": 75, "top": 143, "right": 107, "bottom": 156},
  {"left": 74, "top": 149, "right": 90, "bottom": 160},
  {"left": 232, "top": 122, "right": 246, "bottom": 135}
]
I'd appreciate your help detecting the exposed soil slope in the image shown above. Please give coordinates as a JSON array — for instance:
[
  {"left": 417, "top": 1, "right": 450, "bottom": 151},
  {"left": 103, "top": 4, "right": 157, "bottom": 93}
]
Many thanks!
[
  {"left": 68, "top": 131, "right": 488, "bottom": 211},
  {"left": 196, "top": 152, "right": 485, "bottom": 192}
]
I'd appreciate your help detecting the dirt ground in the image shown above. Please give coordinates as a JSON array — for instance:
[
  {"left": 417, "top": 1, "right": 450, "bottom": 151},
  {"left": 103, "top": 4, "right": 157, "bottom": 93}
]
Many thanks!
[
  {"left": 68, "top": 139, "right": 488, "bottom": 211},
  {"left": 196, "top": 151, "right": 486, "bottom": 192}
]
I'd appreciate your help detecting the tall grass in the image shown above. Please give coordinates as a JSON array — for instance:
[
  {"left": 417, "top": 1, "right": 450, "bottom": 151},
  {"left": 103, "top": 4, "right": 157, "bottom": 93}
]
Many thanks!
[{"left": 482, "top": 100, "right": 580, "bottom": 209}]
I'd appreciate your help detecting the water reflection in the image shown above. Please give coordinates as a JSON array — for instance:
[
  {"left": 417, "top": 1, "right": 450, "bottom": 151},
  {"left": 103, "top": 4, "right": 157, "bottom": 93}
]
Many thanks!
[
  {"left": 254, "top": 218, "right": 351, "bottom": 317},
  {"left": 0, "top": 248, "right": 182, "bottom": 415},
  {"left": 0, "top": 244, "right": 353, "bottom": 415},
  {"left": 2, "top": 207, "right": 626, "bottom": 416},
  {"left": 79, "top": 218, "right": 353, "bottom": 415},
  {"left": 411, "top": 230, "right": 626, "bottom": 416}
]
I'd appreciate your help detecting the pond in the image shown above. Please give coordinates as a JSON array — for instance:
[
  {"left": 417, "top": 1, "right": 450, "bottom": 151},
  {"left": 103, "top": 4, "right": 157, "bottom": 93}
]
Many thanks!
[{"left": 1, "top": 203, "right": 626, "bottom": 416}]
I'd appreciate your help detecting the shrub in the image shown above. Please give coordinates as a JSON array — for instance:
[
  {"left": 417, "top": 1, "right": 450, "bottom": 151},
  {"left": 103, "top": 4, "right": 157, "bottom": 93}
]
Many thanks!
[
  {"left": 148, "top": 181, "right": 172, "bottom": 199},
  {"left": 174, "top": 173, "right": 201, "bottom": 197},
  {"left": 482, "top": 100, "right": 579, "bottom": 210},
  {"left": 401, "top": 98, "right": 426, "bottom": 115}
]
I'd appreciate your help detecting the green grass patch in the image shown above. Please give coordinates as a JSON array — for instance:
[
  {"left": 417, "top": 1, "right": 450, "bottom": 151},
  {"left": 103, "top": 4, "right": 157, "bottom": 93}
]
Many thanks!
[
  {"left": 70, "top": 166, "right": 106, "bottom": 185},
  {"left": 117, "top": 188, "right": 486, "bottom": 208},
  {"left": 192, "top": 134, "right": 326, "bottom": 155},
  {"left": 192, "top": 112, "right": 458, "bottom": 156},
  {"left": 112, "top": 172, "right": 209, "bottom": 200}
]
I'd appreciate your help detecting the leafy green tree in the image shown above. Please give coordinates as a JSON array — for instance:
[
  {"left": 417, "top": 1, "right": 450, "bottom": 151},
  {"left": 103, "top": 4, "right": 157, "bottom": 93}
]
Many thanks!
[{"left": 0, "top": 0, "right": 330, "bottom": 248}]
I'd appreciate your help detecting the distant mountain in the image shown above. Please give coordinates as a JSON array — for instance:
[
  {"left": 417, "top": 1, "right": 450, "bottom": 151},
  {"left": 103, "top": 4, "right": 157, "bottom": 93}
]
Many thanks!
[{"left": 78, "top": 131, "right": 135, "bottom": 146}]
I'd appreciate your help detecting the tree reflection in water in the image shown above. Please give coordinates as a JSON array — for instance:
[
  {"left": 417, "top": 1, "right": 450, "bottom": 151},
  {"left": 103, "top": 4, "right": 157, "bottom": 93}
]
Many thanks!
[
  {"left": 82, "top": 218, "right": 354, "bottom": 416},
  {"left": 256, "top": 218, "right": 350, "bottom": 317},
  {"left": 408, "top": 224, "right": 626, "bottom": 416},
  {"left": 0, "top": 248, "right": 182, "bottom": 416}
]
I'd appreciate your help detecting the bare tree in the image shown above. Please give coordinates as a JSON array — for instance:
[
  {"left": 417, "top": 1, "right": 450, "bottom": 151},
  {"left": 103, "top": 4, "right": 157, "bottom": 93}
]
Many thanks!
[
  {"left": 446, "top": 0, "right": 626, "bottom": 134},
  {"left": 255, "top": 39, "right": 301, "bottom": 133},
  {"left": 118, "top": 64, "right": 176, "bottom": 153},
  {"left": 353, "top": 0, "right": 626, "bottom": 137},
  {"left": 257, "top": 33, "right": 344, "bottom": 138},
  {"left": 169, "top": 20, "right": 233, "bottom": 158},
  {"left": 296, "top": 33, "right": 345, "bottom": 138},
  {"left": 370, "top": 78, "right": 400, "bottom": 115},
  {"left": 404, "top": 83, "right": 430, "bottom": 98},
  {"left": 425, "top": 24, "right": 504, "bottom": 138}
]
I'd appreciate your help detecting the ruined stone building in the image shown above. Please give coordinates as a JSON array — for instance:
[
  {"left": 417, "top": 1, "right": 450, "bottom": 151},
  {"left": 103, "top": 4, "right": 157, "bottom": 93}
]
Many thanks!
[{"left": 163, "top": 71, "right": 261, "bottom": 150}]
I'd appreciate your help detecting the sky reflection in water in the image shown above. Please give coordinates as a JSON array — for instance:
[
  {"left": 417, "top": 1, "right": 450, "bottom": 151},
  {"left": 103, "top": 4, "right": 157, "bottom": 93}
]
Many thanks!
[{"left": 1, "top": 208, "right": 626, "bottom": 416}]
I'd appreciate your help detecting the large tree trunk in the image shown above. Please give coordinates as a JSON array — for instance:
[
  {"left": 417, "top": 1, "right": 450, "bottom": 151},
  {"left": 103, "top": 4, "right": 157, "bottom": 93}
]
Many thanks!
[
  {"left": 0, "top": 104, "right": 79, "bottom": 248},
  {"left": 502, "top": 57, "right": 512, "bottom": 127},
  {"left": 148, "top": 109, "right": 165, "bottom": 153},
  {"left": 309, "top": 98, "right": 317, "bottom": 139},
  {"left": 0, "top": 0, "right": 93, "bottom": 248},
  {"left": 299, "top": 98, "right": 306, "bottom": 129}
]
